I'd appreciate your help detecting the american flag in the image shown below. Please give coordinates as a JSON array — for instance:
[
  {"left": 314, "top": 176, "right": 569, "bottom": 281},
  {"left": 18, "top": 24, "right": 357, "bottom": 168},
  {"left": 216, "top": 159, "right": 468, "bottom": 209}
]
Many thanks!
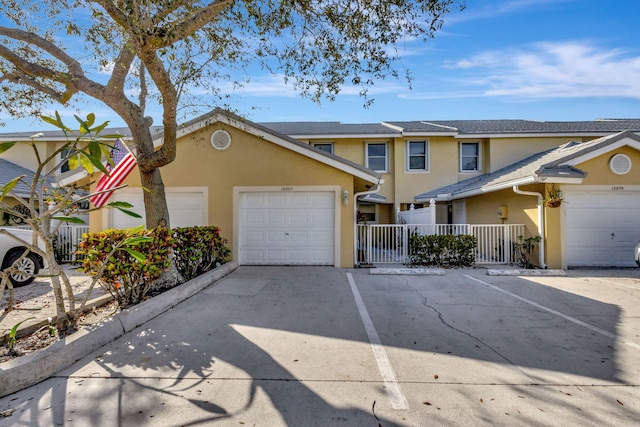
[{"left": 90, "top": 139, "right": 137, "bottom": 208}]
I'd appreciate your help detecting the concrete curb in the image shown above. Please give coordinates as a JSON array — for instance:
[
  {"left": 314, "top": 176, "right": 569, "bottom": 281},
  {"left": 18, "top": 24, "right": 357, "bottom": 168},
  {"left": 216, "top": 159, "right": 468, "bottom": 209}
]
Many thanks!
[
  {"left": 486, "top": 268, "right": 566, "bottom": 276},
  {"left": 370, "top": 268, "right": 446, "bottom": 276},
  {"left": 0, "top": 261, "right": 238, "bottom": 398}
]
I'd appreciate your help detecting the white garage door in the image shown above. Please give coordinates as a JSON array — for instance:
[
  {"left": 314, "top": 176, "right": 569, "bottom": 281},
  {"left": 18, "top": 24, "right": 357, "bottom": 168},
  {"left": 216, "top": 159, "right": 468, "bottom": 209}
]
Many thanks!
[
  {"left": 111, "top": 190, "right": 206, "bottom": 229},
  {"left": 565, "top": 190, "right": 640, "bottom": 267},
  {"left": 239, "top": 191, "right": 335, "bottom": 265}
]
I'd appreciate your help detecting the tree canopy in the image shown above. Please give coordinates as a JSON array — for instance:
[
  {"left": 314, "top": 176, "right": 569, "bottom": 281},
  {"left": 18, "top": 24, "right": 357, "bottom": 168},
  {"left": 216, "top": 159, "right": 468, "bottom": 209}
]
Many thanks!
[{"left": 0, "top": 0, "right": 465, "bottom": 228}]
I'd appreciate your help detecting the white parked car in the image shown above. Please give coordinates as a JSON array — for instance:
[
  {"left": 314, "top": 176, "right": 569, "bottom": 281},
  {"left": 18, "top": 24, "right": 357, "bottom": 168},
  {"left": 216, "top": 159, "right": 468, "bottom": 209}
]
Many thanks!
[{"left": 0, "top": 227, "right": 46, "bottom": 287}]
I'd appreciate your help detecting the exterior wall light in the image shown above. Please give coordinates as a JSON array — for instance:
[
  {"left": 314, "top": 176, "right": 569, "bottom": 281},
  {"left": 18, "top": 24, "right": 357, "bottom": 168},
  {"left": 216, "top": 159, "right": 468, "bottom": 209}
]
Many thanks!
[{"left": 343, "top": 189, "right": 349, "bottom": 206}]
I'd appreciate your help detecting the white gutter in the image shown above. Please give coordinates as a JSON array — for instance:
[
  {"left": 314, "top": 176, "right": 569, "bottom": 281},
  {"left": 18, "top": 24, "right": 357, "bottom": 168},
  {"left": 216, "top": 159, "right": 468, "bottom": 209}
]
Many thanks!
[
  {"left": 353, "top": 179, "right": 384, "bottom": 267},
  {"left": 512, "top": 185, "right": 547, "bottom": 269}
]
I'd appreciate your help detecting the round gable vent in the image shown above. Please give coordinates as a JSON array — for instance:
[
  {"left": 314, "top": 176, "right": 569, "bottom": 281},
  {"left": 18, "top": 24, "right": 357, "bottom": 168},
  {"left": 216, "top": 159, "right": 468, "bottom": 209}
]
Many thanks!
[
  {"left": 211, "top": 129, "right": 232, "bottom": 151},
  {"left": 609, "top": 153, "right": 632, "bottom": 175}
]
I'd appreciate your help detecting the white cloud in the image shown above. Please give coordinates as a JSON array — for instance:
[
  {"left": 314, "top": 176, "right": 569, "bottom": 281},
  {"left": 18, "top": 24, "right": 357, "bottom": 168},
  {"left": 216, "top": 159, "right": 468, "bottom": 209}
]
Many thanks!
[
  {"left": 407, "top": 41, "right": 640, "bottom": 101},
  {"left": 223, "top": 74, "right": 407, "bottom": 98},
  {"left": 447, "top": 0, "right": 574, "bottom": 24}
]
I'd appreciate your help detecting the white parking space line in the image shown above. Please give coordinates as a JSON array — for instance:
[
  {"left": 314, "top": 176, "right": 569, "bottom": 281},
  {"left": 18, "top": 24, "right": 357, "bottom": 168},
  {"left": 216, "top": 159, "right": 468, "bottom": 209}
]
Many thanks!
[
  {"left": 588, "top": 277, "right": 640, "bottom": 291},
  {"left": 346, "top": 273, "right": 408, "bottom": 410},
  {"left": 465, "top": 275, "right": 640, "bottom": 351}
]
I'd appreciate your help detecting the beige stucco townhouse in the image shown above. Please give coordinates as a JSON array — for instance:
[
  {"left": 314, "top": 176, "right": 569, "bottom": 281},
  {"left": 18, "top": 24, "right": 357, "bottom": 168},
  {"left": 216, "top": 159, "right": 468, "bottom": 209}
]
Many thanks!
[
  {"left": 263, "top": 119, "right": 640, "bottom": 269},
  {"left": 4, "top": 112, "right": 640, "bottom": 270},
  {"left": 415, "top": 131, "right": 640, "bottom": 269},
  {"left": 86, "top": 109, "right": 382, "bottom": 268}
]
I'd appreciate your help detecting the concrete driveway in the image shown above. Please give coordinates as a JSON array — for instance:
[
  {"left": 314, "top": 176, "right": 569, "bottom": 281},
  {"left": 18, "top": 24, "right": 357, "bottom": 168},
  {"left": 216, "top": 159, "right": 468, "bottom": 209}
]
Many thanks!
[{"left": 1, "top": 266, "right": 639, "bottom": 426}]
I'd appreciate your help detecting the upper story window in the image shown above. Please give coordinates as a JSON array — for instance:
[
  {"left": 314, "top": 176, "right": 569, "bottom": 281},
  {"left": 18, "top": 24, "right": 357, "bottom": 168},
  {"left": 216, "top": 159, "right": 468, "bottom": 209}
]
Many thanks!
[
  {"left": 60, "top": 146, "right": 74, "bottom": 173},
  {"left": 313, "top": 142, "right": 334, "bottom": 154},
  {"left": 406, "top": 140, "right": 428, "bottom": 172},
  {"left": 366, "top": 142, "right": 388, "bottom": 172},
  {"left": 460, "top": 142, "right": 480, "bottom": 172}
]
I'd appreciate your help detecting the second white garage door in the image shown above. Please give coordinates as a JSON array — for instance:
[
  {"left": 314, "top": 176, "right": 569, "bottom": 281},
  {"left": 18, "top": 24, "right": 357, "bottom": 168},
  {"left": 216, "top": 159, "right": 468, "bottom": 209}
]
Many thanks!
[
  {"left": 565, "top": 190, "right": 640, "bottom": 267},
  {"left": 239, "top": 191, "right": 336, "bottom": 265},
  {"left": 110, "top": 189, "right": 207, "bottom": 229}
]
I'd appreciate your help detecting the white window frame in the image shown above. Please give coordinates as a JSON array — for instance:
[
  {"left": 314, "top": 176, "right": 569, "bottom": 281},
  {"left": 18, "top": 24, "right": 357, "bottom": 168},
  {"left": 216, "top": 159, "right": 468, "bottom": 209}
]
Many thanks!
[
  {"left": 365, "top": 142, "right": 389, "bottom": 173},
  {"left": 460, "top": 142, "right": 481, "bottom": 172},
  {"left": 313, "top": 142, "right": 334, "bottom": 154},
  {"left": 406, "top": 140, "right": 429, "bottom": 172}
]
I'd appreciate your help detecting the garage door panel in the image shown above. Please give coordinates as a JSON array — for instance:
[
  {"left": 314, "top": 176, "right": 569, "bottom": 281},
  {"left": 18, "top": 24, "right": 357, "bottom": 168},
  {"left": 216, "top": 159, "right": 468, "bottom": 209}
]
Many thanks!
[
  {"left": 266, "top": 249, "right": 286, "bottom": 263},
  {"left": 244, "top": 231, "right": 266, "bottom": 243},
  {"left": 267, "top": 211, "right": 287, "bottom": 225},
  {"left": 311, "top": 231, "right": 332, "bottom": 243},
  {"left": 289, "top": 231, "right": 310, "bottom": 242},
  {"left": 289, "top": 193, "right": 312, "bottom": 207},
  {"left": 244, "top": 211, "right": 266, "bottom": 225},
  {"left": 289, "top": 211, "right": 311, "bottom": 225},
  {"left": 565, "top": 191, "right": 640, "bottom": 267},
  {"left": 264, "top": 231, "right": 286, "bottom": 243},
  {"left": 239, "top": 191, "right": 335, "bottom": 266},
  {"left": 111, "top": 191, "right": 204, "bottom": 229}
]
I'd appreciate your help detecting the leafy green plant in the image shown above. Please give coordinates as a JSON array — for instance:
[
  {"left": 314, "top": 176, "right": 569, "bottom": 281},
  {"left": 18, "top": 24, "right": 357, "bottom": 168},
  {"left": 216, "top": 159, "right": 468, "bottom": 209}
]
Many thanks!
[
  {"left": 172, "top": 226, "right": 230, "bottom": 281},
  {"left": 543, "top": 184, "right": 563, "bottom": 208},
  {"left": 0, "top": 112, "right": 143, "bottom": 331},
  {"left": 47, "top": 317, "right": 56, "bottom": 337},
  {"left": 77, "top": 226, "right": 175, "bottom": 308},
  {"left": 514, "top": 235, "right": 542, "bottom": 268},
  {"left": 6, "top": 317, "right": 35, "bottom": 354},
  {"left": 409, "top": 234, "right": 476, "bottom": 267}
]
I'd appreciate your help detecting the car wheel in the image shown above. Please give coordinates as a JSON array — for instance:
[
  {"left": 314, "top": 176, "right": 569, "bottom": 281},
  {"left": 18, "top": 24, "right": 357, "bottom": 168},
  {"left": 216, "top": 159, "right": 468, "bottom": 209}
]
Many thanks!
[{"left": 6, "top": 252, "right": 40, "bottom": 287}]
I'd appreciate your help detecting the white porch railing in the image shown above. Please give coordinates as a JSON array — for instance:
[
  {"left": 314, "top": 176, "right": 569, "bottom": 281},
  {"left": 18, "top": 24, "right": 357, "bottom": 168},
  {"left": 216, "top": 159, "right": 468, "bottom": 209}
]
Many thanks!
[{"left": 357, "top": 224, "right": 526, "bottom": 265}]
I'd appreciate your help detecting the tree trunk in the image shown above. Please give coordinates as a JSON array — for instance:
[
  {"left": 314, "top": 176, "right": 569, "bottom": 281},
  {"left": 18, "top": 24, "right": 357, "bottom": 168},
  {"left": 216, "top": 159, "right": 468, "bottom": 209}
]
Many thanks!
[{"left": 140, "top": 167, "right": 171, "bottom": 229}]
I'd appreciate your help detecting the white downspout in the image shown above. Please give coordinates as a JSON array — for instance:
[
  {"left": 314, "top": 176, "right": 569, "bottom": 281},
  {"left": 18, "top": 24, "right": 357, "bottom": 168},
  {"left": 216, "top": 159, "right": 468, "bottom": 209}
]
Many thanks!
[
  {"left": 512, "top": 185, "right": 547, "bottom": 269},
  {"left": 353, "top": 180, "right": 384, "bottom": 267}
]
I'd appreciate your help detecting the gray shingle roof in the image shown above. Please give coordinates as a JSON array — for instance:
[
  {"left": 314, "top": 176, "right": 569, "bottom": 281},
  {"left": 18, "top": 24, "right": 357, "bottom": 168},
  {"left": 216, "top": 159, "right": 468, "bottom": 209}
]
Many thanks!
[
  {"left": 0, "top": 126, "right": 164, "bottom": 141},
  {"left": 260, "top": 122, "right": 399, "bottom": 136},
  {"left": 416, "top": 131, "right": 640, "bottom": 201},
  {"left": 0, "top": 158, "right": 55, "bottom": 198},
  {"left": 384, "top": 119, "right": 640, "bottom": 135},
  {"left": 4, "top": 117, "right": 640, "bottom": 140}
]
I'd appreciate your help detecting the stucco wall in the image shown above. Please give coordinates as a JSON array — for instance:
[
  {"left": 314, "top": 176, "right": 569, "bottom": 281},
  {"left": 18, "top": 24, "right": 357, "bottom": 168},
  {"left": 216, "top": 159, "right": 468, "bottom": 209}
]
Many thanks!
[
  {"left": 464, "top": 186, "right": 541, "bottom": 231},
  {"left": 1, "top": 140, "right": 62, "bottom": 173},
  {"left": 307, "top": 136, "right": 395, "bottom": 203},
  {"left": 92, "top": 124, "right": 359, "bottom": 267},
  {"left": 488, "top": 137, "right": 579, "bottom": 172},
  {"left": 575, "top": 145, "right": 640, "bottom": 185}
]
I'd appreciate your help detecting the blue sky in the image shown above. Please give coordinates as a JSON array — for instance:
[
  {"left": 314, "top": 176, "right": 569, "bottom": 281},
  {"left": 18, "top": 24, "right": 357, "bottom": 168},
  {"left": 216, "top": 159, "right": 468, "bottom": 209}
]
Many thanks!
[{"left": 3, "top": 0, "right": 640, "bottom": 132}]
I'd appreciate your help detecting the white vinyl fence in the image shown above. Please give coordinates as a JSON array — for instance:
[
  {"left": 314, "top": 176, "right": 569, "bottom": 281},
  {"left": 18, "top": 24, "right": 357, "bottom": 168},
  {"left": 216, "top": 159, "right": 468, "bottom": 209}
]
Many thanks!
[
  {"left": 357, "top": 223, "right": 526, "bottom": 265},
  {"left": 13, "top": 225, "right": 89, "bottom": 263},
  {"left": 397, "top": 203, "right": 436, "bottom": 225}
]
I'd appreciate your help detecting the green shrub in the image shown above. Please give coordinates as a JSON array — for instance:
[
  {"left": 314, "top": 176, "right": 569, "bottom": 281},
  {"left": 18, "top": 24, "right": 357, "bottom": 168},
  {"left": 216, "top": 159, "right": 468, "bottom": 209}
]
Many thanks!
[
  {"left": 77, "top": 227, "right": 175, "bottom": 307},
  {"left": 409, "top": 234, "right": 476, "bottom": 267},
  {"left": 172, "top": 226, "right": 230, "bottom": 281},
  {"left": 513, "top": 235, "right": 541, "bottom": 269}
]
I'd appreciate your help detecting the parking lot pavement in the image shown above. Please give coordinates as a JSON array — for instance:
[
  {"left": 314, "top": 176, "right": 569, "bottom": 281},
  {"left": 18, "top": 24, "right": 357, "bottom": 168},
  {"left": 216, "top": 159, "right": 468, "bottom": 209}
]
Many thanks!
[
  {"left": 1, "top": 266, "right": 639, "bottom": 426},
  {"left": 350, "top": 267, "right": 640, "bottom": 425}
]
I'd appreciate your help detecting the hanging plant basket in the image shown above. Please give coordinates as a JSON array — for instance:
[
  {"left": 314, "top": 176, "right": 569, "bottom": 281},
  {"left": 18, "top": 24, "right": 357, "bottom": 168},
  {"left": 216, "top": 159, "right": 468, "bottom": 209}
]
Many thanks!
[{"left": 545, "top": 199, "right": 562, "bottom": 208}]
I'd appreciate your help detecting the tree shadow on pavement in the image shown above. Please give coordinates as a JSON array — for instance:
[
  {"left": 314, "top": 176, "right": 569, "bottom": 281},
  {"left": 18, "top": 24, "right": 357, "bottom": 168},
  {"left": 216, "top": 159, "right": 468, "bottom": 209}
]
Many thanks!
[{"left": 2, "top": 266, "right": 639, "bottom": 425}]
